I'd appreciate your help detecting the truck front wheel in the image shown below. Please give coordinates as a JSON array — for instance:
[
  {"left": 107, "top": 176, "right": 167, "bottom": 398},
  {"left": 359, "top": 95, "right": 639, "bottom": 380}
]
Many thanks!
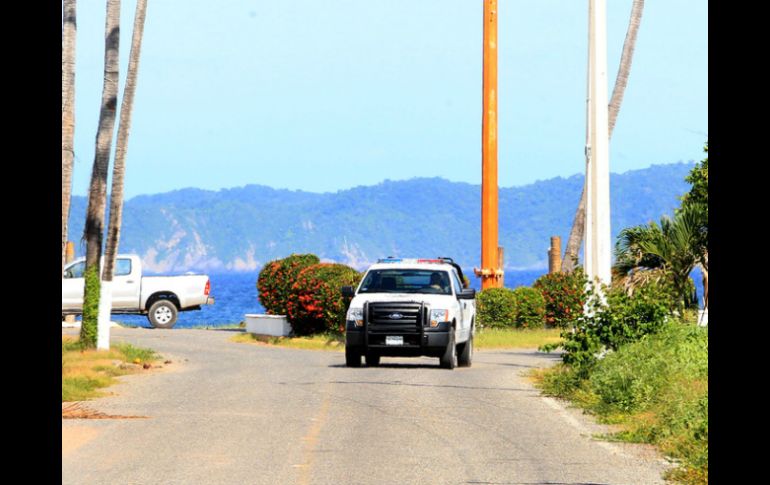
[
  {"left": 345, "top": 347, "right": 362, "bottom": 367},
  {"left": 148, "top": 300, "right": 179, "bottom": 329},
  {"left": 457, "top": 332, "right": 473, "bottom": 367},
  {"left": 439, "top": 330, "right": 457, "bottom": 370}
]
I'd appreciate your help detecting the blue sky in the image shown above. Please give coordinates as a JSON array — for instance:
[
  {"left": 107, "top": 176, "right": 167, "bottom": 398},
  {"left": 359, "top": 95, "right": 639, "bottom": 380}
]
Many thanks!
[{"left": 70, "top": 0, "right": 708, "bottom": 199}]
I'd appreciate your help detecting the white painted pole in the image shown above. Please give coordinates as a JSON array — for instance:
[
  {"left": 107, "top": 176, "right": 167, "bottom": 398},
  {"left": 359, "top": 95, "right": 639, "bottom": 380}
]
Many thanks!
[
  {"left": 97, "top": 281, "right": 112, "bottom": 350},
  {"left": 587, "top": 0, "right": 611, "bottom": 288},
  {"left": 584, "top": 0, "right": 594, "bottom": 284}
]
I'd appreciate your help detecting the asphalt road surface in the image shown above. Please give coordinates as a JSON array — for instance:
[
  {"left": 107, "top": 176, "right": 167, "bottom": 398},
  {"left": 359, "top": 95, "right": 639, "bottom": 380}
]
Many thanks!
[{"left": 62, "top": 328, "right": 669, "bottom": 485}]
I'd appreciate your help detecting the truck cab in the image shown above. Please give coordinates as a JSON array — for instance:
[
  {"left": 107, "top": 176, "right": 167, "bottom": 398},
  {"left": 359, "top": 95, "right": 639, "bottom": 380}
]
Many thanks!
[{"left": 341, "top": 258, "right": 476, "bottom": 369}]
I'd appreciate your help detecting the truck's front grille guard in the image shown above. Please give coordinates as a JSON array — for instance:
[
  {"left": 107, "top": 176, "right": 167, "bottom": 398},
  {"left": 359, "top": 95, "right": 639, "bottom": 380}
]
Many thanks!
[{"left": 363, "top": 301, "right": 428, "bottom": 349}]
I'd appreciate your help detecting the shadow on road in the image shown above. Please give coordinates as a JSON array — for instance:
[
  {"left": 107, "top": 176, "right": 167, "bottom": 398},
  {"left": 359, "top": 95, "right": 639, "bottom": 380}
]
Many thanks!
[
  {"left": 327, "top": 363, "right": 439, "bottom": 369},
  {"left": 328, "top": 380, "right": 531, "bottom": 393}
]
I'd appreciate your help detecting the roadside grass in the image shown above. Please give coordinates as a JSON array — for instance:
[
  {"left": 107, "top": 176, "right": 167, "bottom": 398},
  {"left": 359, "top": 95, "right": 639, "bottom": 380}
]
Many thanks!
[
  {"left": 62, "top": 336, "right": 161, "bottom": 402},
  {"left": 475, "top": 327, "right": 562, "bottom": 349},
  {"left": 231, "top": 332, "right": 345, "bottom": 351},
  {"left": 532, "top": 323, "right": 708, "bottom": 485},
  {"left": 231, "top": 327, "right": 561, "bottom": 351}
]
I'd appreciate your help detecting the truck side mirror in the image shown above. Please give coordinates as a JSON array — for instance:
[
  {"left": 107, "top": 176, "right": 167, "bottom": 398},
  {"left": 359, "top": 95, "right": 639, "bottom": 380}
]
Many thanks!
[
  {"left": 457, "top": 288, "right": 475, "bottom": 300},
  {"left": 341, "top": 286, "right": 355, "bottom": 298}
]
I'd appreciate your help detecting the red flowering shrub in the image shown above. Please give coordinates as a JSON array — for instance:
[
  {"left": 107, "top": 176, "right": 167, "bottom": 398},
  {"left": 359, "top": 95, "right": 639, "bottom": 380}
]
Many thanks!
[
  {"left": 257, "top": 254, "right": 320, "bottom": 315},
  {"left": 511, "top": 287, "right": 546, "bottom": 329},
  {"left": 533, "top": 269, "right": 587, "bottom": 328},
  {"left": 286, "top": 263, "right": 362, "bottom": 336}
]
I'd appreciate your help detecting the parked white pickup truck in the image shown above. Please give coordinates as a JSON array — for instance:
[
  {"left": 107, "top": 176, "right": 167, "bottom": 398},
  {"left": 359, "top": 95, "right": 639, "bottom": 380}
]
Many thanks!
[
  {"left": 62, "top": 254, "right": 214, "bottom": 328},
  {"left": 341, "top": 257, "right": 476, "bottom": 369}
]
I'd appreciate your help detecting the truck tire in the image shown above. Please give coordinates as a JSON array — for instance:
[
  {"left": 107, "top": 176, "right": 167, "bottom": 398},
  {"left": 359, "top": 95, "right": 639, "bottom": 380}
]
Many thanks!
[
  {"left": 148, "top": 299, "right": 178, "bottom": 329},
  {"left": 345, "top": 347, "right": 362, "bottom": 367},
  {"left": 457, "top": 332, "right": 473, "bottom": 367},
  {"left": 439, "top": 329, "right": 457, "bottom": 369},
  {"left": 365, "top": 352, "right": 381, "bottom": 366}
]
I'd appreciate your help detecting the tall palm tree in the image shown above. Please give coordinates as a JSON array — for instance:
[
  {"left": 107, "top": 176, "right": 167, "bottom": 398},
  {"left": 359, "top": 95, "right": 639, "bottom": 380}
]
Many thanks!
[
  {"left": 99, "top": 0, "right": 149, "bottom": 342},
  {"left": 562, "top": 0, "right": 645, "bottom": 273},
  {"left": 62, "top": 0, "right": 77, "bottom": 275},
  {"left": 81, "top": 0, "right": 121, "bottom": 348},
  {"left": 614, "top": 202, "right": 705, "bottom": 311}
]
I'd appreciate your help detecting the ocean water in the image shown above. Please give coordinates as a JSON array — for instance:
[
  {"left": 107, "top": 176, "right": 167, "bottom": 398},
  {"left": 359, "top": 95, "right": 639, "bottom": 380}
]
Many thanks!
[{"left": 113, "top": 268, "right": 704, "bottom": 329}]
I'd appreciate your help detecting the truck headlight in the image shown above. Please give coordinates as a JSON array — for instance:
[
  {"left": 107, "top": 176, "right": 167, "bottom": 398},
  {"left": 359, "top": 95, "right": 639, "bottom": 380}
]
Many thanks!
[
  {"left": 429, "top": 309, "right": 449, "bottom": 328},
  {"left": 347, "top": 307, "right": 364, "bottom": 327}
]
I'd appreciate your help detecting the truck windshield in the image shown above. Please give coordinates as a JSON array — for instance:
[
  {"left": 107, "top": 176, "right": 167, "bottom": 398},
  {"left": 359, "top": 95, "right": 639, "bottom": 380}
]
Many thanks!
[{"left": 358, "top": 269, "right": 452, "bottom": 295}]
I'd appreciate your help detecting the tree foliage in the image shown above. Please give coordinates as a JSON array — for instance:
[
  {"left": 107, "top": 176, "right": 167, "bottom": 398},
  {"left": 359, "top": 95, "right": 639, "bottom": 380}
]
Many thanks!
[
  {"left": 534, "top": 269, "right": 587, "bottom": 328},
  {"left": 257, "top": 254, "right": 319, "bottom": 315},
  {"left": 614, "top": 142, "right": 708, "bottom": 312},
  {"left": 286, "top": 263, "right": 361, "bottom": 335}
]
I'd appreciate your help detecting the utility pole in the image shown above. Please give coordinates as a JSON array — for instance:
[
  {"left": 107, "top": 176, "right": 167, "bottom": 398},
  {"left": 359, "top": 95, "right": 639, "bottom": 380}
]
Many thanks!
[
  {"left": 475, "top": 0, "right": 504, "bottom": 289},
  {"left": 585, "top": 0, "right": 611, "bottom": 288}
]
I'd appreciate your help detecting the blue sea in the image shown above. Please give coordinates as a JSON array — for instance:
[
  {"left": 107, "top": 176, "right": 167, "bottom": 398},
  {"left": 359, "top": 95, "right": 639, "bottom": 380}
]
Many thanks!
[{"left": 113, "top": 268, "right": 705, "bottom": 329}]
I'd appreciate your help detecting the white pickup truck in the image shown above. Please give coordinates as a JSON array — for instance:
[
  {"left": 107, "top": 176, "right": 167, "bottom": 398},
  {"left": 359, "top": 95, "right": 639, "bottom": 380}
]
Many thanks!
[
  {"left": 62, "top": 254, "right": 214, "bottom": 329},
  {"left": 341, "top": 257, "right": 476, "bottom": 369}
]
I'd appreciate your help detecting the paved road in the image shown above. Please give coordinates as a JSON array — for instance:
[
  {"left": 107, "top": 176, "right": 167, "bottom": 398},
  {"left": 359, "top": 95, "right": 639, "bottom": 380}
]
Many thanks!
[{"left": 62, "top": 328, "right": 669, "bottom": 485}]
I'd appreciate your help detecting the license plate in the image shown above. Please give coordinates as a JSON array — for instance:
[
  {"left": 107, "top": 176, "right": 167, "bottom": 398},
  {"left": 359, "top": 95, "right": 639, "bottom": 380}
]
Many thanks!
[{"left": 385, "top": 336, "right": 403, "bottom": 346}]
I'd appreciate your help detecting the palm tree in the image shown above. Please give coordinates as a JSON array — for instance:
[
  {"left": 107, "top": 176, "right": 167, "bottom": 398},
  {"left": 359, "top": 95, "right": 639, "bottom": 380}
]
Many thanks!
[
  {"left": 614, "top": 202, "right": 705, "bottom": 311},
  {"left": 562, "top": 0, "right": 645, "bottom": 273},
  {"left": 99, "top": 0, "right": 149, "bottom": 342},
  {"left": 81, "top": 0, "right": 121, "bottom": 348},
  {"left": 62, "top": 0, "right": 77, "bottom": 275}
]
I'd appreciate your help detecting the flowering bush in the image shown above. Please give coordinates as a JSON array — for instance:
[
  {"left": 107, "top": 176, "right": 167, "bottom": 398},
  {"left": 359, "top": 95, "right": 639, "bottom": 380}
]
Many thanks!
[
  {"left": 257, "top": 254, "right": 320, "bottom": 315},
  {"left": 533, "top": 269, "right": 587, "bottom": 328},
  {"left": 511, "top": 287, "right": 546, "bottom": 329},
  {"left": 557, "top": 281, "right": 673, "bottom": 375},
  {"left": 286, "top": 263, "right": 362, "bottom": 336}
]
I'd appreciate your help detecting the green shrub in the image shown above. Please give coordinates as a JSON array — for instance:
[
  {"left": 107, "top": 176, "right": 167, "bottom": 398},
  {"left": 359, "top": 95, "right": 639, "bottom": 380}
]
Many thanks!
[
  {"left": 533, "top": 269, "right": 587, "bottom": 328},
  {"left": 588, "top": 323, "right": 708, "bottom": 413},
  {"left": 558, "top": 281, "right": 672, "bottom": 374},
  {"left": 286, "top": 263, "right": 362, "bottom": 335},
  {"left": 510, "top": 287, "right": 546, "bottom": 329},
  {"left": 257, "top": 254, "right": 320, "bottom": 315},
  {"left": 538, "top": 322, "right": 708, "bottom": 484},
  {"left": 477, "top": 286, "right": 546, "bottom": 329},
  {"left": 476, "top": 288, "right": 517, "bottom": 328}
]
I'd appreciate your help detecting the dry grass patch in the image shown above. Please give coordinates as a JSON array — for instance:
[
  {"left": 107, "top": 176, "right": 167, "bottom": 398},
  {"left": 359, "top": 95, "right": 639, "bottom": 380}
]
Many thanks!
[
  {"left": 475, "top": 327, "right": 562, "bottom": 349},
  {"left": 231, "top": 332, "right": 344, "bottom": 351},
  {"left": 231, "top": 327, "right": 562, "bottom": 352},
  {"left": 62, "top": 336, "right": 160, "bottom": 402}
]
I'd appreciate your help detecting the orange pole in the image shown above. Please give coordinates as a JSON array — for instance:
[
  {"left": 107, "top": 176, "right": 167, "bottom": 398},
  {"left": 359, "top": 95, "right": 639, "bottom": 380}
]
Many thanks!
[{"left": 480, "top": 0, "right": 500, "bottom": 289}]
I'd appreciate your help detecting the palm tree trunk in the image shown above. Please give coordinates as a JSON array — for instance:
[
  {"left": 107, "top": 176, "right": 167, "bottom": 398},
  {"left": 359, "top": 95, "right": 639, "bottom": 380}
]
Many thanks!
[
  {"left": 62, "top": 0, "right": 77, "bottom": 276},
  {"left": 700, "top": 251, "right": 708, "bottom": 310},
  {"left": 99, "top": 0, "right": 148, "bottom": 347},
  {"left": 562, "top": 0, "right": 645, "bottom": 273},
  {"left": 81, "top": 0, "right": 120, "bottom": 348}
]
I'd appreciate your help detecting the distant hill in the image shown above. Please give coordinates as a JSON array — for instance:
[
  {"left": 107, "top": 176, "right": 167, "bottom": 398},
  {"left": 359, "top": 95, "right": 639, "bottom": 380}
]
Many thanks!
[{"left": 67, "top": 162, "right": 694, "bottom": 273}]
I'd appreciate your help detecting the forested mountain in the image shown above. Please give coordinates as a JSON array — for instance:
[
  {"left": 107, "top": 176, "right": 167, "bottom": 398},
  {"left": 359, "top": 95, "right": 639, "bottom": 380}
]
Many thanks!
[{"left": 67, "top": 163, "right": 694, "bottom": 273}]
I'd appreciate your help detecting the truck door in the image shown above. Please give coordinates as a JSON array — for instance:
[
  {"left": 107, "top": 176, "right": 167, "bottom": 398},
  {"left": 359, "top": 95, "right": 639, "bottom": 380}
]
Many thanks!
[
  {"left": 110, "top": 258, "right": 141, "bottom": 309},
  {"left": 451, "top": 270, "right": 470, "bottom": 341},
  {"left": 62, "top": 261, "right": 85, "bottom": 310}
]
